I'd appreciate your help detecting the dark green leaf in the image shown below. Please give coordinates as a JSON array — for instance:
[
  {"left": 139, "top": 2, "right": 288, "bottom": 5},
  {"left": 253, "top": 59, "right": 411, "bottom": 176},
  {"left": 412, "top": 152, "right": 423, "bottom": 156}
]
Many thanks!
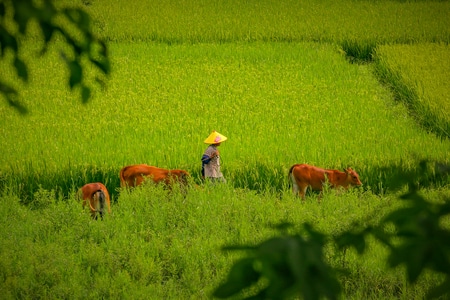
[
  {"left": 406, "top": 253, "right": 426, "bottom": 283},
  {"left": 4, "top": 94, "right": 28, "bottom": 114},
  {"left": 81, "top": 85, "right": 90, "bottom": 103},
  {"left": 435, "top": 162, "right": 450, "bottom": 176},
  {"left": 39, "top": 21, "right": 55, "bottom": 43},
  {"left": 0, "top": 3, "right": 5, "bottom": 17},
  {"left": 436, "top": 201, "right": 450, "bottom": 216},
  {"left": 41, "top": 0, "right": 57, "bottom": 17},
  {"left": 259, "top": 237, "right": 291, "bottom": 255},
  {"left": 213, "top": 258, "right": 260, "bottom": 298},
  {"left": 14, "top": 57, "right": 28, "bottom": 82},
  {"left": 383, "top": 206, "right": 423, "bottom": 225},
  {"left": 12, "top": 0, "right": 34, "bottom": 34},
  {"left": 335, "top": 231, "right": 367, "bottom": 254},
  {"left": 89, "top": 57, "right": 110, "bottom": 74},
  {"left": 0, "top": 27, "right": 18, "bottom": 54},
  {"left": 303, "top": 222, "right": 327, "bottom": 243},
  {"left": 431, "top": 247, "right": 450, "bottom": 274},
  {"left": 269, "top": 221, "right": 293, "bottom": 231},
  {"left": 0, "top": 82, "right": 18, "bottom": 94},
  {"left": 95, "top": 77, "right": 106, "bottom": 89},
  {"left": 59, "top": 30, "right": 85, "bottom": 55},
  {"left": 426, "top": 276, "right": 450, "bottom": 299},
  {"left": 68, "top": 60, "right": 82, "bottom": 88},
  {"left": 98, "top": 40, "right": 108, "bottom": 57},
  {"left": 63, "top": 8, "right": 91, "bottom": 31},
  {"left": 388, "top": 243, "right": 427, "bottom": 282},
  {"left": 221, "top": 245, "right": 256, "bottom": 251}
]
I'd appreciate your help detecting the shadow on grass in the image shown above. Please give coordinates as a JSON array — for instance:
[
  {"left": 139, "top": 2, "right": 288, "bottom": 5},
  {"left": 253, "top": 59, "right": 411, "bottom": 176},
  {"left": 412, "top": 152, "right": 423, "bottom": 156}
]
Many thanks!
[
  {"left": 1, "top": 160, "right": 448, "bottom": 206},
  {"left": 0, "top": 164, "right": 122, "bottom": 205}
]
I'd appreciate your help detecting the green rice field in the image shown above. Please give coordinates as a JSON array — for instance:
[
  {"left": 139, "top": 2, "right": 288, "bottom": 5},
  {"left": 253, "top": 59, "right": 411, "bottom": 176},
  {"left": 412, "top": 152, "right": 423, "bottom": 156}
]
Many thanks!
[{"left": 1, "top": 0, "right": 449, "bottom": 299}]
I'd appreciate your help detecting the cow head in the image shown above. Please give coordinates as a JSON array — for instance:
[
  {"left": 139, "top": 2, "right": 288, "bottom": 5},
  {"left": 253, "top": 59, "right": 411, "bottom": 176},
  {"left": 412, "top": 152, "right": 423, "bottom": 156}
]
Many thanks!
[{"left": 344, "top": 168, "right": 362, "bottom": 186}]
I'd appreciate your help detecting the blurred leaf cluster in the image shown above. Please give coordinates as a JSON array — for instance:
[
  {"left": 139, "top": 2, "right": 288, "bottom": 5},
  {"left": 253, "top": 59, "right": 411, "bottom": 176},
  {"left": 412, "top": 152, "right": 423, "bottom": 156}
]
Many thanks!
[
  {"left": 215, "top": 161, "right": 450, "bottom": 299},
  {"left": 214, "top": 223, "right": 341, "bottom": 300},
  {"left": 0, "top": 0, "right": 110, "bottom": 113}
]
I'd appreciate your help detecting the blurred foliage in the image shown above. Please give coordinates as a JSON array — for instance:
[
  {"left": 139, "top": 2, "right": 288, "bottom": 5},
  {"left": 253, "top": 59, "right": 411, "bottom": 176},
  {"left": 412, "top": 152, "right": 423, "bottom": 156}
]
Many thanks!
[
  {"left": 0, "top": 0, "right": 110, "bottom": 113},
  {"left": 215, "top": 161, "right": 450, "bottom": 299},
  {"left": 214, "top": 223, "right": 341, "bottom": 300}
]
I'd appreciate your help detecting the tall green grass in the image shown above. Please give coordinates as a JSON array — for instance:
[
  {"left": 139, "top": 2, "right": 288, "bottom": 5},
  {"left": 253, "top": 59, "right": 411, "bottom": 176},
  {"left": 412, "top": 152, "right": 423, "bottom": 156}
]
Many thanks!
[
  {"left": 1, "top": 0, "right": 450, "bottom": 297},
  {"left": 79, "top": 0, "right": 450, "bottom": 44},
  {"left": 1, "top": 182, "right": 447, "bottom": 298},
  {"left": 2, "top": 42, "right": 449, "bottom": 200},
  {"left": 374, "top": 43, "right": 450, "bottom": 138},
  {"left": 77, "top": 0, "right": 450, "bottom": 62}
]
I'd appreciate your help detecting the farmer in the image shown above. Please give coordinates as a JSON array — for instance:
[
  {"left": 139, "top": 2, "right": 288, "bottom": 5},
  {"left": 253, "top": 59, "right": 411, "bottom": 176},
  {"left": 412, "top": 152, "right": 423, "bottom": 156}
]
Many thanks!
[{"left": 201, "top": 130, "right": 227, "bottom": 183}]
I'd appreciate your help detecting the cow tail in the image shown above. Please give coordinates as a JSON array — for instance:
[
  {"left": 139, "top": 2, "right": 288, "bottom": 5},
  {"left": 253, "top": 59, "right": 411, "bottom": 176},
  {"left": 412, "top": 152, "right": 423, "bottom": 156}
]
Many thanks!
[
  {"left": 95, "top": 189, "right": 106, "bottom": 220},
  {"left": 288, "top": 164, "right": 298, "bottom": 188},
  {"left": 98, "top": 190, "right": 106, "bottom": 211},
  {"left": 119, "top": 167, "right": 127, "bottom": 187}
]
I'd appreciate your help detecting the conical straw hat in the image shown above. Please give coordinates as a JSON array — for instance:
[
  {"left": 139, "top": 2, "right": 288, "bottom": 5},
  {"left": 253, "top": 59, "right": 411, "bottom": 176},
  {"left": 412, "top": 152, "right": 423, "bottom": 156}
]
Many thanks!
[{"left": 204, "top": 131, "right": 227, "bottom": 144}]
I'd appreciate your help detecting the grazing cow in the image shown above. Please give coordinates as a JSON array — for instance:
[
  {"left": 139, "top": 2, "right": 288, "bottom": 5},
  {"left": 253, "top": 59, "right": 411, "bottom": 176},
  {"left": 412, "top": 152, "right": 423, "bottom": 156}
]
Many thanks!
[
  {"left": 119, "top": 164, "right": 190, "bottom": 189},
  {"left": 289, "top": 164, "right": 362, "bottom": 200},
  {"left": 78, "top": 182, "right": 111, "bottom": 219}
]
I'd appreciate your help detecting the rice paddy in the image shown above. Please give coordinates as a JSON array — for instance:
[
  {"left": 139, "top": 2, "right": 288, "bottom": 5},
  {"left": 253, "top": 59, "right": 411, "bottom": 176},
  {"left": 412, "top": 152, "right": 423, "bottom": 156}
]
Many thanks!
[{"left": 1, "top": 0, "right": 449, "bottom": 298}]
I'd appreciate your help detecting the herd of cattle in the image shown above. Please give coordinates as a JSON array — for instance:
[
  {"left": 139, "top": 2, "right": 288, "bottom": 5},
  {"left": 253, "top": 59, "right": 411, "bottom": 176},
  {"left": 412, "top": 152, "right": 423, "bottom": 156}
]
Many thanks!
[{"left": 78, "top": 163, "right": 362, "bottom": 219}]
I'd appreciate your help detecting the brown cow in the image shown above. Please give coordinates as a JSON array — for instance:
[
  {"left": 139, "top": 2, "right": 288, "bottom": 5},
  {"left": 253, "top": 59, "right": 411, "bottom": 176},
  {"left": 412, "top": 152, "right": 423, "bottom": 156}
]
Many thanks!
[
  {"left": 78, "top": 182, "right": 111, "bottom": 219},
  {"left": 119, "top": 164, "right": 190, "bottom": 189},
  {"left": 289, "top": 164, "right": 362, "bottom": 200}
]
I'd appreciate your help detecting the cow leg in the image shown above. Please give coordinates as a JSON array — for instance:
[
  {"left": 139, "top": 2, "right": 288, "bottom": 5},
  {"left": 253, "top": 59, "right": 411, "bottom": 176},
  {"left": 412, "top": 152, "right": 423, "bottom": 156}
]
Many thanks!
[
  {"left": 290, "top": 173, "right": 300, "bottom": 195},
  {"left": 299, "top": 185, "right": 308, "bottom": 201}
]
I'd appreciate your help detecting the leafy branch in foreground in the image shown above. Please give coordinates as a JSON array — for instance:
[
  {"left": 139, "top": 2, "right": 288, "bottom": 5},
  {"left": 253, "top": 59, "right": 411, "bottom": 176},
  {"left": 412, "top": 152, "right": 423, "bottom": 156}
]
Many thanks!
[
  {"left": 344, "top": 161, "right": 450, "bottom": 299},
  {"left": 0, "top": 0, "right": 110, "bottom": 114},
  {"left": 214, "top": 222, "right": 341, "bottom": 300},
  {"left": 215, "top": 161, "right": 450, "bottom": 299}
]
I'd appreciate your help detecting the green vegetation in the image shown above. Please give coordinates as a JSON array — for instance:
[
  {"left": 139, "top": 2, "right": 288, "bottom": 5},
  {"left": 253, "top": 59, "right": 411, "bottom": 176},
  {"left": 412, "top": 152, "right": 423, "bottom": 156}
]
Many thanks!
[
  {"left": 215, "top": 161, "right": 450, "bottom": 299},
  {"left": 0, "top": 0, "right": 110, "bottom": 113},
  {"left": 374, "top": 43, "right": 450, "bottom": 138},
  {"left": 2, "top": 42, "right": 449, "bottom": 201},
  {"left": 1, "top": 0, "right": 449, "bottom": 298},
  {"left": 84, "top": 0, "right": 450, "bottom": 46}
]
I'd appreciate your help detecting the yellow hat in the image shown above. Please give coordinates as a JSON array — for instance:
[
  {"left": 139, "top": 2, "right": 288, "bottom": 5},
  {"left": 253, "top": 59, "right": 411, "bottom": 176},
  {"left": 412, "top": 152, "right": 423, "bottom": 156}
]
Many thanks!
[{"left": 204, "top": 131, "right": 227, "bottom": 144}]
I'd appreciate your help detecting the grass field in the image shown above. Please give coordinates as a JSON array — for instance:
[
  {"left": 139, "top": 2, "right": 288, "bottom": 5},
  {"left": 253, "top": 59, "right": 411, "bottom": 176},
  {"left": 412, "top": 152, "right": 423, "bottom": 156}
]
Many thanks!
[
  {"left": 1, "top": 183, "right": 447, "bottom": 299},
  {"left": 1, "top": 0, "right": 450, "bottom": 298},
  {"left": 374, "top": 43, "right": 450, "bottom": 139},
  {"left": 2, "top": 42, "right": 449, "bottom": 200}
]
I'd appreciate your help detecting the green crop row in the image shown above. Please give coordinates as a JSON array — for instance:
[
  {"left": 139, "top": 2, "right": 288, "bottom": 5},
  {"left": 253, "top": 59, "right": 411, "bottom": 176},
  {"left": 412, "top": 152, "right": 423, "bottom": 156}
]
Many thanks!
[
  {"left": 1, "top": 181, "right": 447, "bottom": 299},
  {"left": 1, "top": 1, "right": 449, "bottom": 298},
  {"left": 1, "top": 42, "right": 449, "bottom": 200},
  {"left": 374, "top": 43, "right": 450, "bottom": 138},
  {"left": 78, "top": 0, "right": 450, "bottom": 61},
  {"left": 83, "top": 0, "right": 450, "bottom": 42}
]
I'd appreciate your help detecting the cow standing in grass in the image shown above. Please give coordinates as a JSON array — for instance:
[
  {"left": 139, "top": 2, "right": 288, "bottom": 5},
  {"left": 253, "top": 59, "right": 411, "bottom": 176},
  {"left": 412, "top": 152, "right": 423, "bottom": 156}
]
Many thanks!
[
  {"left": 289, "top": 164, "right": 362, "bottom": 201},
  {"left": 78, "top": 182, "right": 111, "bottom": 220},
  {"left": 119, "top": 164, "right": 190, "bottom": 189}
]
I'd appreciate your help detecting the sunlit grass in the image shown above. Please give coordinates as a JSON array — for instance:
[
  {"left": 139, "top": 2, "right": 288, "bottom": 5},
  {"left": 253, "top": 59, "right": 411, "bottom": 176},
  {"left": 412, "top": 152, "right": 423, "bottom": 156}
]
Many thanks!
[
  {"left": 81, "top": 0, "right": 450, "bottom": 47},
  {"left": 1, "top": 42, "right": 449, "bottom": 200},
  {"left": 374, "top": 43, "right": 450, "bottom": 138},
  {"left": 1, "top": 0, "right": 450, "bottom": 298}
]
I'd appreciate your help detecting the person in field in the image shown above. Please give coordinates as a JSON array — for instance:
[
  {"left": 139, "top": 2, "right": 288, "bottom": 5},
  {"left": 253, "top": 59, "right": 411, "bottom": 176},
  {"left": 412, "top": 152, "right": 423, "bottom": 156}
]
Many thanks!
[{"left": 201, "top": 130, "right": 227, "bottom": 183}]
